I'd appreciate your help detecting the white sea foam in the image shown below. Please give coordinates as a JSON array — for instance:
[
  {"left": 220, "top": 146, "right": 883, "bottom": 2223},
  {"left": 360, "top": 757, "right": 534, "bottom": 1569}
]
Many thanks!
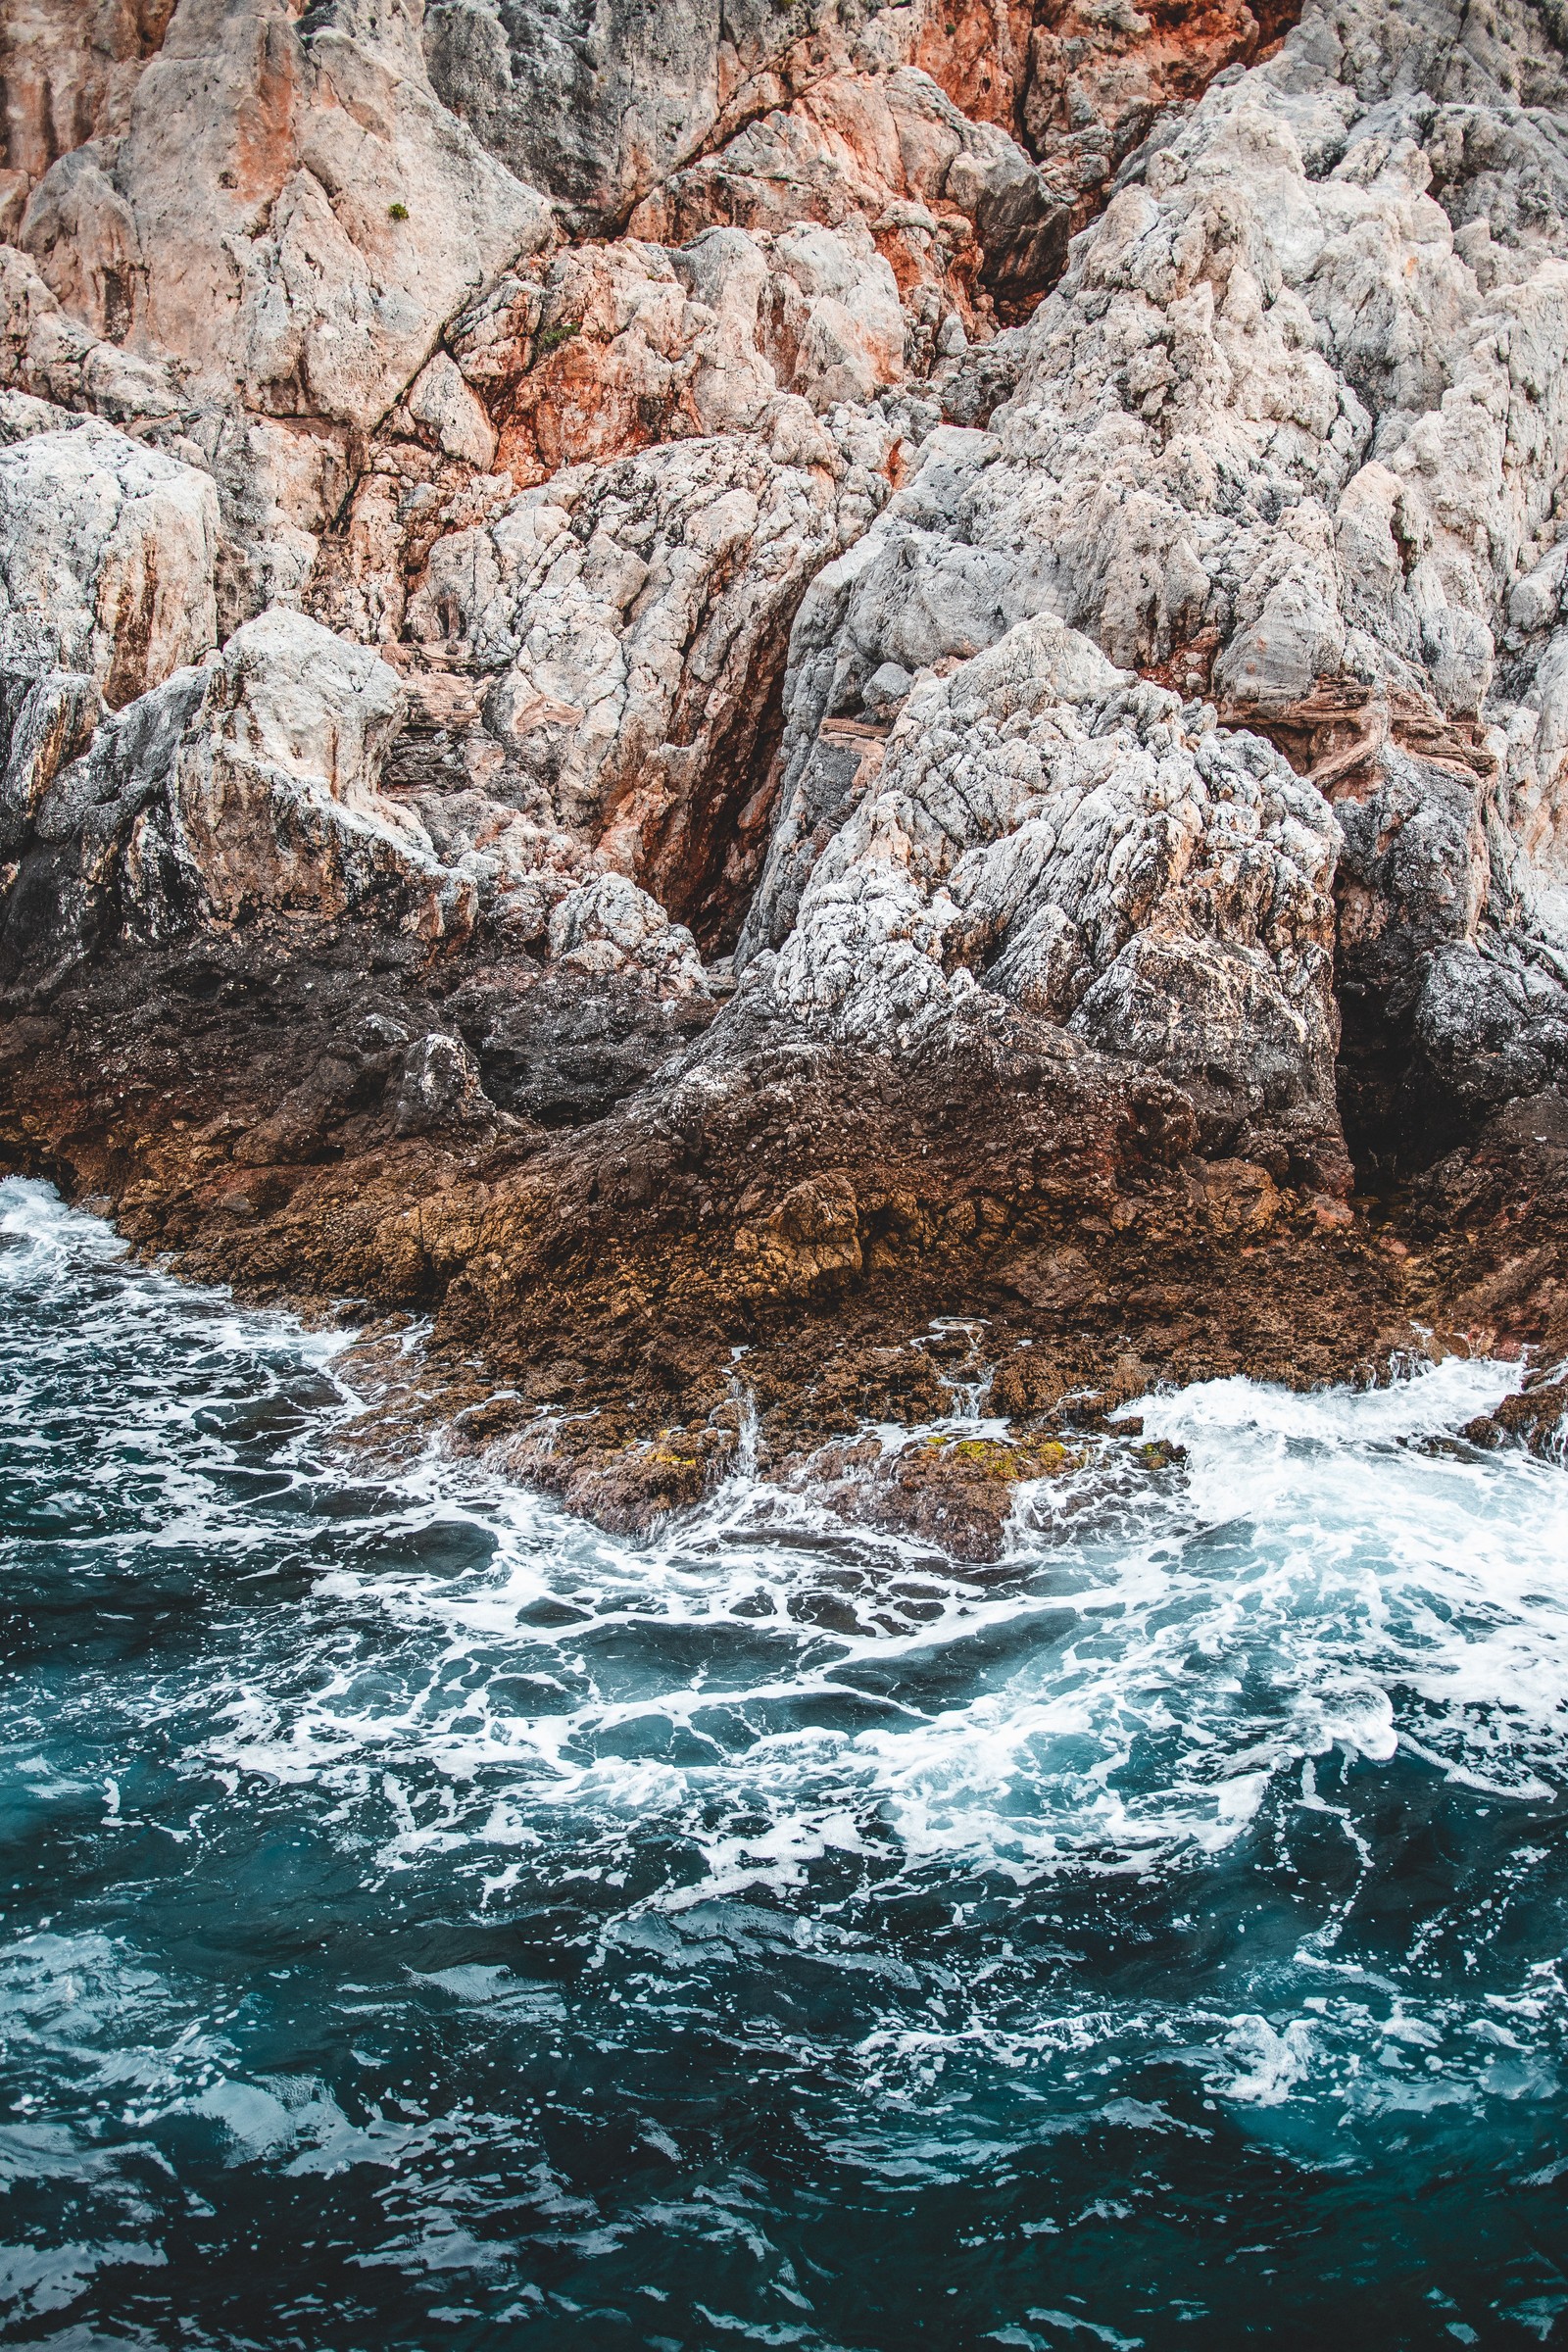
[
  {"left": 172, "top": 1341, "right": 1568, "bottom": 1914},
  {"left": 9, "top": 1176, "right": 1563, "bottom": 1893}
]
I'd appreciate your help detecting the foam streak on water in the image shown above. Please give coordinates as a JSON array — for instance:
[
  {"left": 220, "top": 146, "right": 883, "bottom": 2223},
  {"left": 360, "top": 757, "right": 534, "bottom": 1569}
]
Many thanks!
[{"left": 3, "top": 1175, "right": 1568, "bottom": 2349}]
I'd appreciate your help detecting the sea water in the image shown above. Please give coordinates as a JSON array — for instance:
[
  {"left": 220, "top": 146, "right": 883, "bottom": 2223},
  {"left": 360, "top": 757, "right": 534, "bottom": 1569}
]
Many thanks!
[{"left": 3, "top": 1173, "right": 1568, "bottom": 2350}]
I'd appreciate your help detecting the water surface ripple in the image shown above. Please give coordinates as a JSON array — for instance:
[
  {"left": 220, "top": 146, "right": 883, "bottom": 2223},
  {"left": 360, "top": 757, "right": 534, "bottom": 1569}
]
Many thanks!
[{"left": 3, "top": 1176, "right": 1568, "bottom": 2349}]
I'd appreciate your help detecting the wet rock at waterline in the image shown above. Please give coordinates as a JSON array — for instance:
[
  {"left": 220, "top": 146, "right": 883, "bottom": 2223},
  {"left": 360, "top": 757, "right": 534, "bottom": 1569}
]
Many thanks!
[{"left": 3, "top": 0, "right": 1568, "bottom": 1528}]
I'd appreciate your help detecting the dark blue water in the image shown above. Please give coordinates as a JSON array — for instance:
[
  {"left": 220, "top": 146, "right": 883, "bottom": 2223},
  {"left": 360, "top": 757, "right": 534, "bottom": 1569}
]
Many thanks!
[{"left": 4, "top": 1175, "right": 1568, "bottom": 2350}]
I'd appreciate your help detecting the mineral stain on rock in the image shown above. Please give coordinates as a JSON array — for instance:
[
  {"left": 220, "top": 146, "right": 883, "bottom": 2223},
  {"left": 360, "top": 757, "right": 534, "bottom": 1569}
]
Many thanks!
[{"left": 2, "top": 0, "right": 1567, "bottom": 1532}]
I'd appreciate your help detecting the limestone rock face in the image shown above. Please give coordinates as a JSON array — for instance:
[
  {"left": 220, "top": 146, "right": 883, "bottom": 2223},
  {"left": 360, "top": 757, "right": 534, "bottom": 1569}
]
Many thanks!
[
  {"left": 0, "top": 242, "right": 185, "bottom": 428},
  {"left": 440, "top": 226, "right": 900, "bottom": 491},
  {"left": 400, "top": 415, "right": 895, "bottom": 943},
  {"left": 747, "top": 0, "right": 1568, "bottom": 1152},
  {"left": 127, "top": 610, "right": 444, "bottom": 931},
  {"left": 422, "top": 0, "right": 885, "bottom": 234},
  {"left": 14, "top": 0, "right": 554, "bottom": 429},
  {"left": 626, "top": 64, "right": 1067, "bottom": 346},
  {"left": 5, "top": 0, "right": 1568, "bottom": 1223},
  {"left": 762, "top": 612, "right": 1343, "bottom": 1174},
  {"left": 0, "top": 0, "right": 175, "bottom": 231},
  {"left": 0, "top": 666, "right": 103, "bottom": 862},
  {"left": 0, "top": 418, "right": 218, "bottom": 706},
  {"left": 418, "top": 0, "right": 1292, "bottom": 284},
  {"left": 2, "top": 0, "right": 553, "bottom": 642}
]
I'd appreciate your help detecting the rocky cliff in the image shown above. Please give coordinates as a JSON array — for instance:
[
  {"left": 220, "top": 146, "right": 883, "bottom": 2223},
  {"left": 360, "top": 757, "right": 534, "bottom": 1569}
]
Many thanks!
[{"left": 2, "top": 0, "right": 1566, "bottom": 1543}]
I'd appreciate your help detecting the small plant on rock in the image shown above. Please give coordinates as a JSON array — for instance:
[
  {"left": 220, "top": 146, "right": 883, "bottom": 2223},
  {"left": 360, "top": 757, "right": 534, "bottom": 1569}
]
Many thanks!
[{"left": 529, "top": 320, "right": 581, "bottom": 368}]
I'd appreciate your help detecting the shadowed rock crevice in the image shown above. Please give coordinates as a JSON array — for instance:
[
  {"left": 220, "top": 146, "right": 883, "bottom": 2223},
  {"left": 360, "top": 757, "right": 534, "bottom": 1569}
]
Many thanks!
[{"left": 632, "top": 626, "right": 793, "bottom": 956}]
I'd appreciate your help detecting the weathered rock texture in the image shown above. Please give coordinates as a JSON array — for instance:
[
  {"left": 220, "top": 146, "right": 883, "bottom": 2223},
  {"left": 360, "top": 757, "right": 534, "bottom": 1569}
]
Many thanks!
[{"left": 3, "top": 0, "right": 1567, "bottom": 1527}]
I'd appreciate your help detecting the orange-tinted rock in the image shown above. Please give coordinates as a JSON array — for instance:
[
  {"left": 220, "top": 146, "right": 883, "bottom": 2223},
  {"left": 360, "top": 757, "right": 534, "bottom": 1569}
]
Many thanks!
[
  {"left": 14, "top": 0, "right": 552, "bottom": 428},
  {"left": 448, "top": 240, "right": 774, "bottom": 491},
  {"left": 442, "top": 226, "right": 906, "bottom": 492},
  {"left": 909, "top": 0, "right": 1038, "bottom": 139},
  {"left": 628, "top": 64, "right": 1064, "bottom": 339},
  {"left": 908, "top": 0, "right": 1299, "bottom": 242},
  {"left": 0, "top": 0, "right": 176, "bottom": 190},
  {"left": 1021, "top": 0, "right": 1298, "bottom": 231}
]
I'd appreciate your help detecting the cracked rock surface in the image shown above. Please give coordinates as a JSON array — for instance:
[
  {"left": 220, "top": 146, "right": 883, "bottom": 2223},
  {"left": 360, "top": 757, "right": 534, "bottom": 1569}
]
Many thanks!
[{"left": 3, "top": 0, "right": 1567, "bottom": 1532}]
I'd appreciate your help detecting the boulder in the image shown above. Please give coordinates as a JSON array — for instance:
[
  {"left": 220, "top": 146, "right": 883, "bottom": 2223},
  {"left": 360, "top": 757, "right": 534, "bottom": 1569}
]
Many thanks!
[
  {"left": 547, "top": 871, "right": 708, "bottom": 999},
  {"left": 6, "top": 606, "right": 445, "bottom": 959}
]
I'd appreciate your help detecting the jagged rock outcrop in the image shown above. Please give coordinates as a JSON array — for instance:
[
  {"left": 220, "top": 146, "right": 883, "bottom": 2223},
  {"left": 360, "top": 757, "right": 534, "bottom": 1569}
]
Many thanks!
[
  {"left": 547, "top": 869, "right": 708, "bottom": 996},
  {"left": 3, "top": 0, "right": 1568, "bottom": 1517},
  {"left": 2, "top": 595, "right": 716, "bottom": 1001},
  {"left": 2, "top": 0, "right": 554, "bottom": 632},
  {"left": 397, "top": 412, "right": 894, "bottom": 940},
  {"left": 420, "top": 0, "right": 851, "bottom": 233},
  {"left": 3, "top": 606, "right": 449, "bottom": 969},
  {"left": 746, "top": 0, "right": 1568, "bottom": 1163},
  {"left": 754, "top": 611, "right": 1345, "bottom": 1180},
  {"left": 441, "top": 225, "right": 906, "bottom": 485},
  {"left": 14, "top": 0, "right": 554, "bottom": 418},
  {"left": 625, "top": 61, "right": 1068, "bottom": 341}
]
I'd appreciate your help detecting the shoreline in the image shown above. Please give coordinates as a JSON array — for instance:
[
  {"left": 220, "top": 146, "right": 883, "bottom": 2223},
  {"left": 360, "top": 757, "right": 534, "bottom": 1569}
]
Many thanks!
[{"left": 6, "top": 928, "right": 1564, "bottom": 1558}]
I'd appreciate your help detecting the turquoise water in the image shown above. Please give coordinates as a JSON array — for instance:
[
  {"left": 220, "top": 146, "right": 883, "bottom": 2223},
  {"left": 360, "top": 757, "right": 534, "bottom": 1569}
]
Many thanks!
[{"left": 3, "top": 1173, "right": 1568, "bottom": 2349}]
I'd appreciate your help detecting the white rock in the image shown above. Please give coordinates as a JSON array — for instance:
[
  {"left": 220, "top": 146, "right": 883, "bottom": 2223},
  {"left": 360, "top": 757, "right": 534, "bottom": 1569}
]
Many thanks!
[
  {"left": 548, "top": 871, "right": 708, "bottom": 997},
  {"left": 767, "top": 223, "right": 906, "bottom": 412},
  {"left": 139, "top": 610, "right": 439, "bottom": 928},
  {"left": 404, "top": 420, "right": 893, "bottom": 921},
  {"left": 767, "top": 23, "right": 1568, "bottom": 733},
  {"left": 28, "top": 605, "right": 445, "bottom": 937},
  {"left": 17, "top": 0, "right": 554, "bottom": 431},
  {"left": 770, "top": 611, "right": 1341, "bottom": 1143},
  {"left": 742, "top": 0, "right": 1568, "bottom": 1124},
  {"left": 403, "top": 351, "right": 498, "bottom": 469},
  {"left": 0, "top": 418, "right": 218, "bottom": 706}
]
